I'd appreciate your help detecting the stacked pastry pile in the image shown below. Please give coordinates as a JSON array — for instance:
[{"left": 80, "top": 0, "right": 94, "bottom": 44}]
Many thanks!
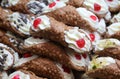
[{"left": 0, "top": 0, "right": 120, "bottom": 79}]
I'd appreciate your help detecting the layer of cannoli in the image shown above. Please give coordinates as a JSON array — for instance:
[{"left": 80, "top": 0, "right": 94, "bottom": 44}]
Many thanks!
[
  {"left": 0, "top": 43, "right": 19, "bottom": 71},
  {"left": 7, "top": 70, "right": 47, "bottom": 79},
  {"left": 87, "top": 57, "right": 120, "bottom": 79},
  {"left": 106, "top": 23, "right": 120, "bottom": 40},
  {"left": 83, "top": 0, "right": 109, "bottom": 18},
  {"left": 111, "top": 12, "right": 120, "bottom": 23},
  {"left": 46, "top": 5, "right": 102, "bottom": 32},
  {"left": 0, "top": 30, "right": 24, "bottom": 54},
  {"left": 14, "top": 57, "right": 74, "bottom": 79},
  {"left": 0, "top": 7, "right": 33, "bottom": 38},
  {"left": 1, "top": 0, "right": 65, "bottom": 15},
  {"left": 30, "top": 15, "right": 92, "bottom": 53},
  {"left": 94, "top": 39, "right": 120, "bottom": 59},
  {"left": 104, "top": 0, "right": 120, "bottom": 12},
  {"left": 23, "top": 37, "right": 88, "bottom": 71}
]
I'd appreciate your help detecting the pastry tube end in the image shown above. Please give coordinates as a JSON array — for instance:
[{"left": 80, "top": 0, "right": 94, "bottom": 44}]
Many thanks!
[
  {"left": 87, "top": 57, "right": 120, "bottom": 79},
  {"left": 0, "top": 7, "right": 33, "bottom": 38},
  {"left": 0, "top": 30, "right": 24, "bottom": 54},
  {"left": 0, "top": 43, "right": 19, "bottom": 71},
  {"left": 106, "top": 23, "right": 120, "bottom": 40},
  {"left": 94, "top": 38, "right": 120, "bottom": 60}
]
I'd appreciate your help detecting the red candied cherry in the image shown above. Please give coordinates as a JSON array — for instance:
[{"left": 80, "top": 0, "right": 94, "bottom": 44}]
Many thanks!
[
  {"left": 76, "top": 39, "right": 85, "bottom": 48},
  {"left": 62, "top": 65, "right": 71, "bottom": 74},
  {"left": 12, "top": 75, "right": 20, "bottom": 79},
  {"left": 23, "top": 53, "right": 32, "bottom": 58},
  {"left": 74, "top": 53, "right": 81, "bottom": 60},
  {"left": 33, "top": 18, "right": 41, "bottom": 29},
  {"left": 94, "top": 3, "right": 101, "bottom": 11},
  {"left": 107, "top": 0, "right": 113, "bottom": 2},
  {"left": 90, "top": 15, "right": 97, "bottom": 21},
  {"left": 57, "top": 0, "right": 60, "bottom": 1},
  {"left": 82, "top": 53, "right": 87, "bottom": 59},
  {"left": 49, "top": 2, "right": 56, "bottom": 8},
  {"left": 89, "top": 33, "right": 95, "bottom": 42}
]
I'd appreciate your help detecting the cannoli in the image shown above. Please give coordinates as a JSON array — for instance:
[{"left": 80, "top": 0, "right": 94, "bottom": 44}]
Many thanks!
[
  {"left": 7, "top": 70, "right": 47, "bottom": 79},
  {"left": 87, "top": 57, "right": 120, "bottom": 79},
  {"left": 0, "top": 7, "right": 33, "bottom": 38},
  {"left": 83, "top": 0, "right": 109, "bottom": 18},
  {"left": 14, "top": 56, "right": 74, "bottom": 79},
  {"left": 94, "top": 38, "right": 120, "bottom": 60},
  {"left": 30, "top": 15, "right": 92, "bottom": 53},
  {"left": 0, "top": 43, "right": 19, "bottom": 71},
  {"left": 23, "top": 37, "right": 88, "bottom": 71},
  {"left": 46, "top": 5, "right": 102, "bottom": 32},
  {"left": 106, "top": 23, "right": 120, "bottom": 40},
  {"left": 111, "top": 12, "right": 120, "bottom": 23},
  {"left": 104, "top": 0, "right": 120, "bottom": 12},
  {"left": 0, "top": 30, "right": 24, "bottom": 54}
]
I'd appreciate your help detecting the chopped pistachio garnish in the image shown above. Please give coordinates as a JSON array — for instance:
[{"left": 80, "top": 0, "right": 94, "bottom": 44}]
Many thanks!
[{"left": 98, "top": 39, "right": 116, "bottom": 49}]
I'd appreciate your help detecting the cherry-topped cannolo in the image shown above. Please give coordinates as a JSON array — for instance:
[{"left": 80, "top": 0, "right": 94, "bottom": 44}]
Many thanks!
[
  {"left": 83, "top": 0, "right": 109, "bottom": 18},
  {"left": 104, "top": 0, "right": 120, "bottom": 12},
  {"left": 14, "top": 56, "right": 74, "bottom": 79},
  {"left": 87, "top": 57, "right": 120, "bottom": 79},
  {"left": 94, "top": 38, "right": 120, "bottom": 60},
  {"left": 46, "top": 5, "right": 105, "bottom": 32},
  {"left": 111, "top": 12, "right": 120, "bottom": 23},
  {"left": 0, "top": 43, "right": 19, "bottom": 71},
  {"left": 23, "top": 37, "right": 88, "bottom": 71},
  {"left": 0, "top": 30, "right": 24, "bottom": 54},
  {"left": 106, "top": 23, "right": 120, "bottom": 40},
  {"left": 30, "top": 15, "right": 92, "bottom": 53},
  {"left": 6, "top": 70, "right": 47, "bottom": 79},
  {"left": 0, "top": 7, "right": 33, "bottom": 38}
]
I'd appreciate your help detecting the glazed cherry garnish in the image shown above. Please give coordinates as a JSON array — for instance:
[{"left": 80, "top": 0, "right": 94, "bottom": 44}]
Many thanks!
[
  {"left": 23, "top": 53, "right": 32, "bottom": 58},
  {"left": 57, "top": 0, "right": 60, "bottom": 1},
  {"left": 74, "top": 53, "right": 81, "bottom": 60},
  {"left": 94, "top": 3, "right": 101, "bottom": 11},
  {"left": 49, "top": 2, "right": 56, "bottom": 8},
  {"left": 89, "top": 33, "right": 95, "bottom": 42},
  {"left": 12, "top": 75, "right": 20, "bottom": 79},
  {"left": 107, "top": 0, "right": 113, "bottom": 1},
  {"left": 76, "top": 39, "right": 85, "bottom": 48},
  {"left": 33, "top": 18, "right": 41, "bottom": 29},
  {"left": 90, "top": 15, "right": 97, "bottom": 21},
  {"left": 62, "top": 65, "right": 71, "bottom": 74},
  {"left": 82, "top": 53, "right": 87, "bottom": 59}
]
